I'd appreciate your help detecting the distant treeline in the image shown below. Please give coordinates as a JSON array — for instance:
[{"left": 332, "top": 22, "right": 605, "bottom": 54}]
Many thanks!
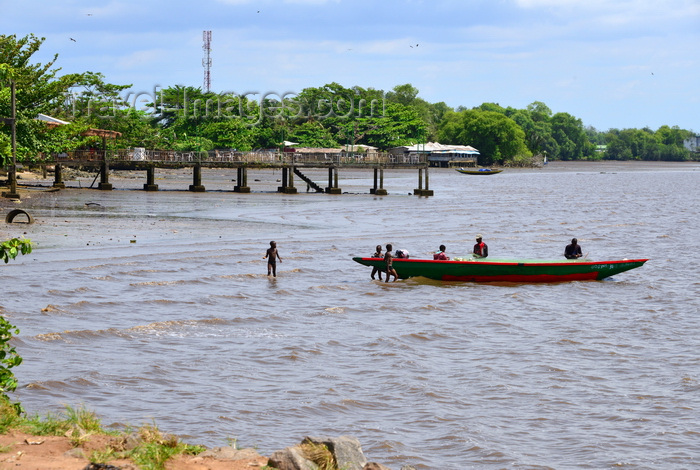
[{"left": 1, "top": 34, "right": 697, "bottom": 166}]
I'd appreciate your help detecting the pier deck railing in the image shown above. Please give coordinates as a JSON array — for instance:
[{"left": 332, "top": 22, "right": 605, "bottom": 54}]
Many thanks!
[{"left": 47, "top": 149, "right": 426, "bottom": 167}]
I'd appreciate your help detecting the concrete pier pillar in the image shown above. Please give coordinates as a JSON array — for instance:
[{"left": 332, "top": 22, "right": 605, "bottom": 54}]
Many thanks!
[
  {"left": 53, "top": 163, "right": 65, "bottom": 189},
  {"left": 278, "top": 167, "right": 297, "bottom": 194},
  {"left": 326, "top": 167, "right": 341, "bottom": 194},
  {"left": 278, "top": 167, "right": 287, "bottom": 192},
  {"left": 234, "top": 167, "right": 250, "bottom": 193},
  {"left": 144, "top": 166, "right": 158, "bottom": 191},
  {"left": 189, "top": 164, "right": 205, "bottom": 192},
  {"left": 414, "top": 166, "right": 433, "bottom": 196},
  {"left": 375, "top": 166, "right": 387, "bottom": 196},
  {"left": 98, "top": 160, "right": 113, "bottom": 190}
]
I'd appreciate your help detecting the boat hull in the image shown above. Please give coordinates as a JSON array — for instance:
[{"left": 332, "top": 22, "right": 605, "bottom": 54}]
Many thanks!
[
  {"left": 455, "top": 168, "right": 503, "bottom": 175},
  {"left": 353, "top": 257, "right": 648, "bottom": 283}
]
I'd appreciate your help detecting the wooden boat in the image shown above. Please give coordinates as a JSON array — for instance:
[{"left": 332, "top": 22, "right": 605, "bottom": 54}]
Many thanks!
[
  {"left": 352, "top": 257, "right": 648, "bottom": 283},
  {"left": 455, "top": 168, "right": 502, "bottom": 175}
]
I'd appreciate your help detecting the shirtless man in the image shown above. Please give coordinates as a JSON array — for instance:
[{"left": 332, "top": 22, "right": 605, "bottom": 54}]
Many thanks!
[
  {"left": 264, "top": 241, "right": 282, "bottom": 276},
  {"left": 384, "top": 243, "right": 398, "bottom": 282}
]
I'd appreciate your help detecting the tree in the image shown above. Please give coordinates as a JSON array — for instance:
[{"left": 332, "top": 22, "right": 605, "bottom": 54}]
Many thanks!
[
  {"left": 603, "top": 127, "right": 690, "bottom": 161},
  {"left": 1, "top": 35, "right": 85, "bottom": 162},
  {"left": 287, "top": 121, "right": 338, "bottom": 148},
  {"left": 438, "top": 109, "right": 531, "bottom": 165},
  {"left": 550, "top": 112, "right": 591, "bottom": 160},
  {"left": 385, "top": 83, "right": 419, "bottom": 106}
]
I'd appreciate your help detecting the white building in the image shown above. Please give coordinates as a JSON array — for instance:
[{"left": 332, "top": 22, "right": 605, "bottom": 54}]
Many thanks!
[
  {"left": 390, "top": 142, "right": 480, "bottom": 167},
  {"left": 683, "top": 135, "right": 700, "bottom": 152}
]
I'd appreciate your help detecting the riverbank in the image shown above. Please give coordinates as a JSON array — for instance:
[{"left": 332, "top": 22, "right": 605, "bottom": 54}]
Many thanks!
[
  {"left": 0, "top": 402, "right": 269, "bottom": 469},
  {"left": 0, "top": 430, "right": 268, "bottom": 469}
]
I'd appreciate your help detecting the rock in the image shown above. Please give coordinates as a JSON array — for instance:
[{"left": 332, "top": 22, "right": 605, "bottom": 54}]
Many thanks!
[
  {"left": 268, "top": 445, "right": 318, "bottom": 470},
  {"left": 364, "top": 463, "right": 392, "bottom": 470},
  {"left": 304, "top": 436, "right": 367, "bottom": 470},
  {"left": 199, "top": 446, "right": 263, "bottom": 461},
  {"left": 65, "top": 448, "right": 86, "bottom": 459}
]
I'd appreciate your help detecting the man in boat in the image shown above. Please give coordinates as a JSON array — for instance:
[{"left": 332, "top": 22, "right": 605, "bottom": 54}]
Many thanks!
[
  {"left": 395, "top": 248, "right": 410, "bottom": 259},
  {"left": 434, "top": 245, "right": 449, "bottom": 260},
  {"left": 564, "top": 238, "right": 583, "bottom": 259},
  {"left": 473, "top": 235, "right": 488, "bottom": 258}
]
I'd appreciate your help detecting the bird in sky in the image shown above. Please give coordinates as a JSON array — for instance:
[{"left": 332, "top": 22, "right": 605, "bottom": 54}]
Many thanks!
[{"left": 70, "top": 37, "right": 76, "bottom": 42}]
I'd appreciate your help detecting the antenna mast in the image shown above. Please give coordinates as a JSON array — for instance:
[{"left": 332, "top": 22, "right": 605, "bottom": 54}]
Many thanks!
[{"left": 202, "top": 30, "right": 212, "bottom": 93}]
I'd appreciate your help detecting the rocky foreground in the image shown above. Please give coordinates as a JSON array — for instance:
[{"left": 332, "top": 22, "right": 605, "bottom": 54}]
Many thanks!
[{"left": 0, "top": 432, "right": 419, "bottom": 470}]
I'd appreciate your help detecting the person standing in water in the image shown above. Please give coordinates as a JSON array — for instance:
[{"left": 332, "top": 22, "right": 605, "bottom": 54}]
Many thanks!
[
  {"left": 264, "top": 241, "right": 282, "bottom": 276},
  {"left": 384, "top": 243, "right": 398, "bottom": 282},
  {"left": 371, "top": 245, "right": 383, "bottom": 281}
]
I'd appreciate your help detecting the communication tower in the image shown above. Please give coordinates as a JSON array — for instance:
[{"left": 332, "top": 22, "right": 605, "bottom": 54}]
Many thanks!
[{"left": 202, "top": 30, "right": 212, "bottom": 93}]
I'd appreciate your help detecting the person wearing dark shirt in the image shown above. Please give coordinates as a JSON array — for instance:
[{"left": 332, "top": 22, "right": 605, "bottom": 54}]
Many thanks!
[
  {"left": 564, "top": 238, "right": 583, "bottom": 259},
  {"left": 473, "top": 235, "right": 488, "bottom": 258}
]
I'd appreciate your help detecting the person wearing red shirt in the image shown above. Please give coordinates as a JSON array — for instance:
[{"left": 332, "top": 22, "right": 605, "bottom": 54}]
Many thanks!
[{"left": 473, "top": 235, "right": 488, "bottom": 258}]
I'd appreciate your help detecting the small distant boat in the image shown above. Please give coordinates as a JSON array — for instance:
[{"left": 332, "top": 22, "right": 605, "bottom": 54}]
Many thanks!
[
  {"left": 456, "top": 168, "right": 503, "bottom": 175},
  {"left": 353, "top": 257, "right": 648, "bottom": 283}
]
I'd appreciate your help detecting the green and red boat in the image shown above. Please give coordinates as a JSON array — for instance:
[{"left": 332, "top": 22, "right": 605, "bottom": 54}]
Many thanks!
[{"left": 352, "top": 257, "right": 648, "bottom": 283}]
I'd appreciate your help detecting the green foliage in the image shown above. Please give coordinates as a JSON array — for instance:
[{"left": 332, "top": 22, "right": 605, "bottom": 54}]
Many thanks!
[
  {"left": 550, "top": 112, "right": 592, "bottom": 160},
  {"left": 1, "top": 238, "right": 32, "bottom": 263},
  {"left": 128, "top": 424, "right": 205, "bottom": 470},
  {"left": 438, "top": 109, "right": 531, "bottom": 164},
  {"left": 0, "top": 238, "right": 31, "bottom": 413},
  {"left": 0, "top": 316, "right": 22, "bottom": 397},
  {"left": 1, "top": 35, "right": 87, "bottom": 161},
  {"left": 602, "top": 127, "right": 691, "bottom": 161}
]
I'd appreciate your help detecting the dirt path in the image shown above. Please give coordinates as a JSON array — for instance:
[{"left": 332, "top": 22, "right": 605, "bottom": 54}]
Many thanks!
[{"left": 0, "top": 431, "right": 268, "bottom": 470}]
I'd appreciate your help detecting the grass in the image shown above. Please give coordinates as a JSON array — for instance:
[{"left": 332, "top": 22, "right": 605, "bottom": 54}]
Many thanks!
[
  {"left": 0, "top": 399, "right": 207, "bottom": 470},
  {"left": 300, "top": 440, "right": 336, "bottom": 470}
]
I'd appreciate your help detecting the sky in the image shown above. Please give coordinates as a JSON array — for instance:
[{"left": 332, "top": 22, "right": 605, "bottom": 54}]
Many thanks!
[{"left": 2, "top": 0, "right": 699, "bottom": 132}]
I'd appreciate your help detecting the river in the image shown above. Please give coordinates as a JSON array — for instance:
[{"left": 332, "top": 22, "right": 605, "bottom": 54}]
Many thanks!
[{"left": 1, "top": 161, "right": 698, "bottom": 469}]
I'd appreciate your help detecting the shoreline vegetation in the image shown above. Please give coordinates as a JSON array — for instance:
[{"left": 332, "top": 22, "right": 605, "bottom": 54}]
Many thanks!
[
  {"left": 0, "top": 401, "right": 401, "bottom": 470},
  {"left": 2, "top": 34, "right": 698, "bottom": 173}
]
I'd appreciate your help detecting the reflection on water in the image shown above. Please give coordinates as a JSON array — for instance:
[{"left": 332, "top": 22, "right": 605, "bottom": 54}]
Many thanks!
[{"left": 2, "top": 162, "right": 699, "bottom": 469}]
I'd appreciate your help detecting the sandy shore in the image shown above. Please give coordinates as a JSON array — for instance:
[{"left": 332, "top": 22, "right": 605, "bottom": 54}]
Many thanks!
[{"left": 0, "top": 430, "right": 269, "bottom": 469}]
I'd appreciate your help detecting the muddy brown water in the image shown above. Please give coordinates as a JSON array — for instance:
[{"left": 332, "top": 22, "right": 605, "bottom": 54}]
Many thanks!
[{"left": 2, "top": 161, "right": 698, "bottom": 469}]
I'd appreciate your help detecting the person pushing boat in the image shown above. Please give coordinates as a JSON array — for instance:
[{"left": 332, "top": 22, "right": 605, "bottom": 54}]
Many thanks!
[
  {"left": 371, "top": 245, "right": 383, "bottom": 281},
  {"left": 384, "top": 243, "right": 398, "bottom": 282}
]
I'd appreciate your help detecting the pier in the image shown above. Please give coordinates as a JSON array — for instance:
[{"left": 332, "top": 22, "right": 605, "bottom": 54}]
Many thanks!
[{"left": 43, "top": 149, "right": 435, "bottom": 196}]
